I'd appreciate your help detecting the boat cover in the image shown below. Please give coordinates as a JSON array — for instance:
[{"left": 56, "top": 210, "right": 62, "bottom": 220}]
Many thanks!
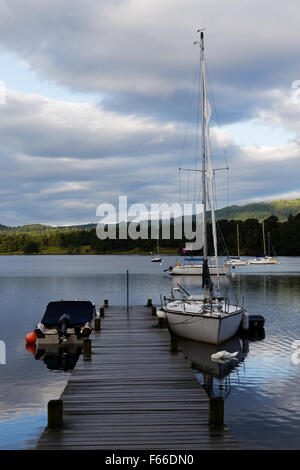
[{"left": 41, "top": 301, "right": 94, "bottom": 327}]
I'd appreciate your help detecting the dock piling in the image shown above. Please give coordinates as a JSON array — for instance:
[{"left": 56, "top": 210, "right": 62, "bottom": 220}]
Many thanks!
[
  {"left": 99, "top": 307, "right": 105, "bottom": 318},
  {"left": 151, "top": 306, "right": 156, "bottom": 316},
  {"left": 126, "top": 270, "right": 129, "bottom": 312},
  {"left": 104, "top": 299, "right": 109, "bottom": 307},
  {"left": 147, "top": 298, "right": 152, "bottom": 307},
  {"left": 83, "top": 338, "right": 92, "bottom": 360},
  {"left": 170, "top": 336, "right": 179, "bottom": 353},
  {"left": 47, "top": 400, "right": 63, "bottom": 428},
  {"left": 209, "top": 397, "right": 224, "bottom": 425},
  {"left": 94, "top": 317, "right": 101, "bottom": 331}
]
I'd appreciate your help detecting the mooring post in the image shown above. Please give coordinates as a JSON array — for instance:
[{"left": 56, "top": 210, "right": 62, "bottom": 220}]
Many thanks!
[
  {"left": 152, "top": 306, "right": 156, "bottom": 316},
  {"left": 94, "top": 317, "right": 101, "bottom": 331},
  {"left": 83, "top": 338, "right": 92, "bottom": 360},
  {"left": 104, "top": 299, "right": 109, "bottom": 307},
  {"left": 99, "top": 306, "right": 105, "bottom": 317},
  {"left": 209, "top": 397, "right": 224, "bottom": 425},
  {"left": 47, "top": 399, "right": 63, "bottom": 428},
  {"left": 170, "top": 336, "right": 179, "bottom": 352},
  {"left": 126, "top": 270, "right": 129, "bottom": 312},
  {"left": 147, "top": 298, "right": 152, "bottom": 307}
]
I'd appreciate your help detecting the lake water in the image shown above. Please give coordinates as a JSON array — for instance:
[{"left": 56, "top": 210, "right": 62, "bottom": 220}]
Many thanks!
[{"left": 0, "top": 255, "right": 300, "bottom": 449}]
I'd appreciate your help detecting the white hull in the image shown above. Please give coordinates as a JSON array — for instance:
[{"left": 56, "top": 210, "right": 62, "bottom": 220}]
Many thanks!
[
  {"left": 248, "top": 257, "right": 278, "bottom": 265},
  {"left": 35, "top": 322, "right": 93, "bottom": 344},
  {"left": 166, "top": 309, "right": 243, "bottom": 345},
  {"left": 37, "top": 331, "right": 86, "bottom": 345},
  {"left": 150, "top": 257, "right": 162, "bottom": 262},
  {"left": 170, "top": 264, "right": 230, "bottom": 275},
  {"left": 225, "top": 259, "right": 247, "bottom": 266}
]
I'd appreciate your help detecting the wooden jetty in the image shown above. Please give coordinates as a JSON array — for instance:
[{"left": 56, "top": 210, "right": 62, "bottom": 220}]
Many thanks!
[{"left": 36, "top": 305, "right": 240, "bottom": 450}]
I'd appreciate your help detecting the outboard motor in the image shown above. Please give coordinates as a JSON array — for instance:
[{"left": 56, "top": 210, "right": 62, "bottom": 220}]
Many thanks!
[
  {"left": 163, "top": 266, "right": 173, "bottom": 273},
  {"left": 57, "top": 314, "right": 71, "bottom": 343}
]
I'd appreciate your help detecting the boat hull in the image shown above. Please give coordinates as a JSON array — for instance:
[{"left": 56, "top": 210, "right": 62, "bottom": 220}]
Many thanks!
[
  {"left": 225, "top": 260, "right": 247, "bottom": 266},
  {"left": 35, "top": 324, "right": 93, "bottom": 344},
  {"left": 166, "top": 310, "right": 243, "bottom": 345},
  {"left": 248, "top": 258, "right": 278, "bottom": 265},
  {"left": 170, "top": 264, "right": 229, "bottom": 275}
]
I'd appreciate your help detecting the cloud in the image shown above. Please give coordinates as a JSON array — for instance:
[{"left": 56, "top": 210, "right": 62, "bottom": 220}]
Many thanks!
[
  {"left": 0, "top": 1, "right": 299, "bottom": 105},
  {"left": 0, "top": 90, "right": 180, "bottom": 159},
  {"left": 0, "top": 1, "right": 299, "bottom": 225}
]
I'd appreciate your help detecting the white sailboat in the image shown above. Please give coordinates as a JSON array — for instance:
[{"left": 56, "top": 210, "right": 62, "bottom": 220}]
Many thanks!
[
  {"left": 170, "top": 263, "right": 229, "bottom": 275},
  {"left": 248, "top": 222, "right": 279, "bottom": 265},
  {"left": 150, "top": 236, "right": 162, "bottom": 262},
  {"left": 160, "top": 31, "right": 247, "bottom": 345},
  {"left": 225, "top": 223, "right": 247, "bottom": 266}
]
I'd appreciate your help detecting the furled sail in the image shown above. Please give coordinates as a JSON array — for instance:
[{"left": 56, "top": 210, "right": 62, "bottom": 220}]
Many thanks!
[{"left": 202, "top": 61, "right": 219, "bottom": 281}]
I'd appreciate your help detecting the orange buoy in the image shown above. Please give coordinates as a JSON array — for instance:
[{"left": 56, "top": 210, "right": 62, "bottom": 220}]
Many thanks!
[
  {"left": 26, "top": 343, "right": 37, "bottom": 355},
  {"left": 25, "top": 331, "right": 37, "bottom": 344}
]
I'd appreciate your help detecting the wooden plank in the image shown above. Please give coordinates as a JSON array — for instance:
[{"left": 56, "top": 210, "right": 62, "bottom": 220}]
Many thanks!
[{"left": 36, "top": 305, "right": 240, "bottom": 450}]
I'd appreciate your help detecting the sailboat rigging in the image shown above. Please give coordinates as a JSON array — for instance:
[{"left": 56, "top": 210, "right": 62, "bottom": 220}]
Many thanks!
[
  {"left": 225, "top": 223, "right": 247, "bottom": 266},
  {"left": 248, "top": 221, "right": 279, "bottom": 265}
]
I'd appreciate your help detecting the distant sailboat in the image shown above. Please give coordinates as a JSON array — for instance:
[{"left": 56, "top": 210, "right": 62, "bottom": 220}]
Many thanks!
[
  {"left": 225, "top": 223, "right": 247, "bottom": 266},
  {"left": 150, "top": 236, "right": 162, "bottom": 262},
  {"left": 248, "top": 222, "right": 279, "bottom": 265}
]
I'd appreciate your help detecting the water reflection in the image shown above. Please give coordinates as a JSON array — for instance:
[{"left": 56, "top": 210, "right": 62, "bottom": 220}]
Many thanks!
[
  {"left": 33, "top": 344, "right": 82, "bottom": 372},
  {"left": 178, "top": 336, "right": 249, "bottom": 401},
  {"left": 0, "top": 255, "right": 300, "bottom": 449},
  {"left": 171, "top": 274, "right": 231, "bottom": 290}
]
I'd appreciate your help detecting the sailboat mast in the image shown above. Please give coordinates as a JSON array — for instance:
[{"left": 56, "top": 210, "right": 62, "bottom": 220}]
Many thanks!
[
  {"left": 262, "top": 221, "right": 266, "bottom": 256},
  {"left": 200, "top": 31, "right": 207, "bottom": 261},
  {"left": 237, "top": 223, "right": 240, "bottom": 257}
]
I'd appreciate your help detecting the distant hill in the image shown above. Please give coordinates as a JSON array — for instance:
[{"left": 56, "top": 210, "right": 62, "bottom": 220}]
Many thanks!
[
  {"left": 212, "top": 198, "right": 300, "bottom": 222},
  {"left": 1, "top": 199, "right": 300, "bottom": 231}
]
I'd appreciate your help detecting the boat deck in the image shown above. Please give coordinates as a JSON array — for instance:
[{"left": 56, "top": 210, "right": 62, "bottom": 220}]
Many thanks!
[{"left": 36, "top": 305, "right": 240, "bottom": 450}]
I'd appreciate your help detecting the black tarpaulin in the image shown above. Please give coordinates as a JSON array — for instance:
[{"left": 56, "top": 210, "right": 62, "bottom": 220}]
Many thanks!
[{"left": 41, "top": 301, "right": 94, "bottom": 327}]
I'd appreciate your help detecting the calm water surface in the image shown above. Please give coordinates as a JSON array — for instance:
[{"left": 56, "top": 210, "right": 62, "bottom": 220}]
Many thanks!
[{"left": 0, "top": 255, "right": 300, "bottom": 449}]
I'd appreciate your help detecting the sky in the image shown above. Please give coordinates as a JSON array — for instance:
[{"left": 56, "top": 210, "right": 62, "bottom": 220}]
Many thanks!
[{"left": 0, "top": 0, "right": 299, "bottom": 226}]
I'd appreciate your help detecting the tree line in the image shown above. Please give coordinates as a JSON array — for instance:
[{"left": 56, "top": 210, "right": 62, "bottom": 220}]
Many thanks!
[{"left": 0, "top": 214, "right": 299, "bottom": 255}]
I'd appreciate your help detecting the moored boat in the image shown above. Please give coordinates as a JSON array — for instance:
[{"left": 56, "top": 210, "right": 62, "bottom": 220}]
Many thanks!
[
  {"left": 161, "top": 285, "right": 247, "bottom": 344},
  {"left": 150, "top": 236, "right": 163, "bottom": 262},
  {"left": 35, "top": 300, "right": 97, "bottom": 344},
  {"left": 248, "top": 256, "right": 278, "bottom": 265},
  {"left": 160, "top": 31, "right": 248, "bottom": 345},
  {"left": 248, "top": 222, "right": 279, "bottom": 265}
]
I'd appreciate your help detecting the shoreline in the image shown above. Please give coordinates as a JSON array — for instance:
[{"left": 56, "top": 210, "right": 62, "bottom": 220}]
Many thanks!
[{"left": 0, "top": 250, "right": 179, "bottom": 256}]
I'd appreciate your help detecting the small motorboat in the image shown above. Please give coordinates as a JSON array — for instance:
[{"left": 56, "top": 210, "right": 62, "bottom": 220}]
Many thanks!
[
  {"left": 35, "top": 300, "right": 97, "bottom": 344},
  {"left": 150, "top": 256, "right": 163, "bottom": 263}
]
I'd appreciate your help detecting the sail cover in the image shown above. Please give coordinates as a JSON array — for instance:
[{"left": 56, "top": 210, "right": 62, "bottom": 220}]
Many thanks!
[
  {"left": 202, "top": 60, "right": 219, "bottom": 278},
  {"left": 42, "top": 301, "right": 95, "bottom": 327}
]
